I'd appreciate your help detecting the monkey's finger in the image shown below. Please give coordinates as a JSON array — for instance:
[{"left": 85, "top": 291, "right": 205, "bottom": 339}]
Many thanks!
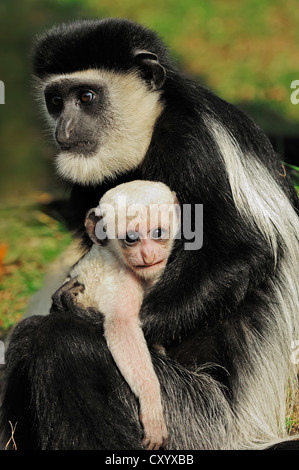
[
  {"left": 142, "top": 438, "right": 150, "bottom": 449},
  {"left": 61, "top": 282, "right": 84, "bottom": 309},
  {"left": 142, "top": 435, "right": 153, "bottom": 450},
  {"left": 51, "top": 278, "right": 85, "bottom": 313},
  {"left": 51, "top": 282, "right": 69, "bottom": 312},
  {"left": 162, "top": 435, "right": 168, "bottom": 449}
]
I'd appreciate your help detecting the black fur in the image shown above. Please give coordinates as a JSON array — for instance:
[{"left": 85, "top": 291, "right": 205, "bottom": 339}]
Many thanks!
[
  {"left": 1, "top": 18, "right": 299, "bottom": 450},
  {"left": 32, "top": 19, "right": 173, "bottom": 78}
]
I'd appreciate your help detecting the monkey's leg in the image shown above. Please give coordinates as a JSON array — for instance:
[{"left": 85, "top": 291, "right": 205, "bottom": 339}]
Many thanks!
[{"left": 0, "top": 313, "right": 143, "bottom": 450}]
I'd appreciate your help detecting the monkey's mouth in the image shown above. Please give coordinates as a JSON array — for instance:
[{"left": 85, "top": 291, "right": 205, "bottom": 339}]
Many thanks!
[
  {"left": 134, "top": 260, "right": 166, "bottom": 269},
  {"left": 59, "top": 141, "right": 97, "bottom": 153}
]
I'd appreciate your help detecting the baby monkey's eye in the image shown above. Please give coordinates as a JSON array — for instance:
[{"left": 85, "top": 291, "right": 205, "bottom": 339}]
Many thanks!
[
  {"left": 151, "top": 227, "right": 167, "bottom": 240},
  {"left": 124, "top": 231, "right": 140, "bottom": 246}
]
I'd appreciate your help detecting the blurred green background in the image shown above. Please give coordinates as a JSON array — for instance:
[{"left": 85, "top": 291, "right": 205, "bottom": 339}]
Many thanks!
[{"left": 0, "top": 0, "right": 299, "bottom": 337}]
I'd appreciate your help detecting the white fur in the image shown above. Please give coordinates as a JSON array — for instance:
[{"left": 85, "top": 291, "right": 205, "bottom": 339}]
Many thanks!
[
  {"left": 35, "top": 69, "right": 164, "bottom": 184},
  {"left": 98, "top": 180, "right": 180, "bottom": 241},
  {"left": 70, "top": 245, "right": 136, "bottom": 311},
  {"left": 206, "top": 117, "right": 299, "bottom": 449}
]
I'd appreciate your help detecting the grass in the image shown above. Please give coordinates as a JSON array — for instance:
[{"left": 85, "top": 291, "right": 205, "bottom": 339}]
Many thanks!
[{"left": 0, "top": 194, "right": 72, "bottom": 338}]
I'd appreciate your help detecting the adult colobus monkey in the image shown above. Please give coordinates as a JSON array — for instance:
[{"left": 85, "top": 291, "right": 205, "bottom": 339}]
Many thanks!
[{"left": 1, "top": 18, "right": 299, "bottom": 450}]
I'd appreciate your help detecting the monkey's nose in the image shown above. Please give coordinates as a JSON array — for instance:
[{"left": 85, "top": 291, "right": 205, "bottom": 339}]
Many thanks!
[
  {"left": 142, "top": 254, "right": 156, "bottom": 265},
  {"left": 56, "top": 119, "right": 74, "bottom": 146},
  {"left": 140, "top": 240, "right": 157, "bottom": 265}
]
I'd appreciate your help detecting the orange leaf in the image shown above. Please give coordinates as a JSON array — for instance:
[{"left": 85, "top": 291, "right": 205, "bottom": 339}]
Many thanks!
[{"left": 0, "top": 244, "right": 8, "bottom": 277}]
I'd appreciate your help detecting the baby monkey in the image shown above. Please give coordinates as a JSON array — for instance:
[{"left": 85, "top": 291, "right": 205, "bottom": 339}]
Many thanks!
[{"left": 67, "top": 180, "right": 180, "bottom": 450}]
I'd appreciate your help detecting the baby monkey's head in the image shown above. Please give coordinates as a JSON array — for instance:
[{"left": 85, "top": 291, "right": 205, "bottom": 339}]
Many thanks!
[{"left": 85, "top": 180, "right": 180, "bottom": 281}]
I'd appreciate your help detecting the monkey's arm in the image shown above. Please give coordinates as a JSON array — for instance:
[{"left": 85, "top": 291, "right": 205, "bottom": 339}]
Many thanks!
[{"left": 103, "top": 280, "right": 168, "bottom": 450}]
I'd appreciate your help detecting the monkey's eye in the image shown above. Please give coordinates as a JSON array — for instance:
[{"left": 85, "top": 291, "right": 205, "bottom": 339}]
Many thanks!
[
  {"left": 79, "top": 91, "right": 95, "bottom": 105},
  {"left": 124, "top": 231, "right": 140, "bottom": 246},
  {"left": 45, "top": 93, "right": 63, "bottom": 115},
  {"left": 151, "top": 227, "right": 167, "bottom": 240},
  {"left": 51, "top": 95, "right": 63, "bottom": 107},
  {"left": 45, "top": 93, "right": 63, "bottom": 113}
]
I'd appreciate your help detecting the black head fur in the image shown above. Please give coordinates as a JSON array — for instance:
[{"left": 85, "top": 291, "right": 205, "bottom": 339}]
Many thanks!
[{"left": 32, "top": 18, "right": 173, "bottom": 78}]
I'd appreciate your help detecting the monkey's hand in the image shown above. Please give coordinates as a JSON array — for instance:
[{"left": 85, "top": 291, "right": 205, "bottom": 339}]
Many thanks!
[
  {"left": 140, "top": 401, "right": 168, "bottom": 450},
  {"left": 50, "top": 278, "right": 85, "bottom": 314}
]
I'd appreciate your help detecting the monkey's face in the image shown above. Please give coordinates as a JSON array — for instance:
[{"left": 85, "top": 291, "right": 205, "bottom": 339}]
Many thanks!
[
  {"left": 40, "top": 69, "right": 164, "bottom": 185},
  {"left": 118, "top": 225, "right": 173, "bottom": 281},
  {"left": 44, "top": 76, "right": 107, "bottom": 155}
]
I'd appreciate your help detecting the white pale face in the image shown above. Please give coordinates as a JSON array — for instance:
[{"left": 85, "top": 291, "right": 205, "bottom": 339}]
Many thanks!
[
  {"left": 119, "top": 224, "right": 172, "bottom": 281},
  {"left": 86, "top": 180, "right": 181, "bottom": 281},
  {"left": 38, "top": 69, "right": 164, "bottom": 185}
]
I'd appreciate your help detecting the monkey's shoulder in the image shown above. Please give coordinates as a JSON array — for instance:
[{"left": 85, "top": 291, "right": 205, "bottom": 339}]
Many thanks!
[{"left": 71, "top": 245, "right": 121, "bottom": 280}]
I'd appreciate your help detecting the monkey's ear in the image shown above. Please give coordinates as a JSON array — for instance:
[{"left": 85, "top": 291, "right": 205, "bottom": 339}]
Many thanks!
[
  {"left": 84, "top": 208, "right": 106, "bottom": 245},
  {"left": 171, "top": 191, "right": 181, "bottom": 224},
  {"left": 133, "top": 50, "right": 166, "bottom": 90},
  {"left": 172, "top": 191, "right": 180, "bottom": 207}
]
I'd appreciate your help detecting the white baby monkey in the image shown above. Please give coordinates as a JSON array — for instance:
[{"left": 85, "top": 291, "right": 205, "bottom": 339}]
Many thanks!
[{"left": 68, "top": 180, "right": 181, "bottom": 450}]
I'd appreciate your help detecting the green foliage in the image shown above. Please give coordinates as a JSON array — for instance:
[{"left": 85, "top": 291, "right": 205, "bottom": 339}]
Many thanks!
[
  {"left": 0, "top": 199, "right": 72, "bottom": 337},
  {"left": 285, "top": 163, "right": 299, "bottom": 195}
]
